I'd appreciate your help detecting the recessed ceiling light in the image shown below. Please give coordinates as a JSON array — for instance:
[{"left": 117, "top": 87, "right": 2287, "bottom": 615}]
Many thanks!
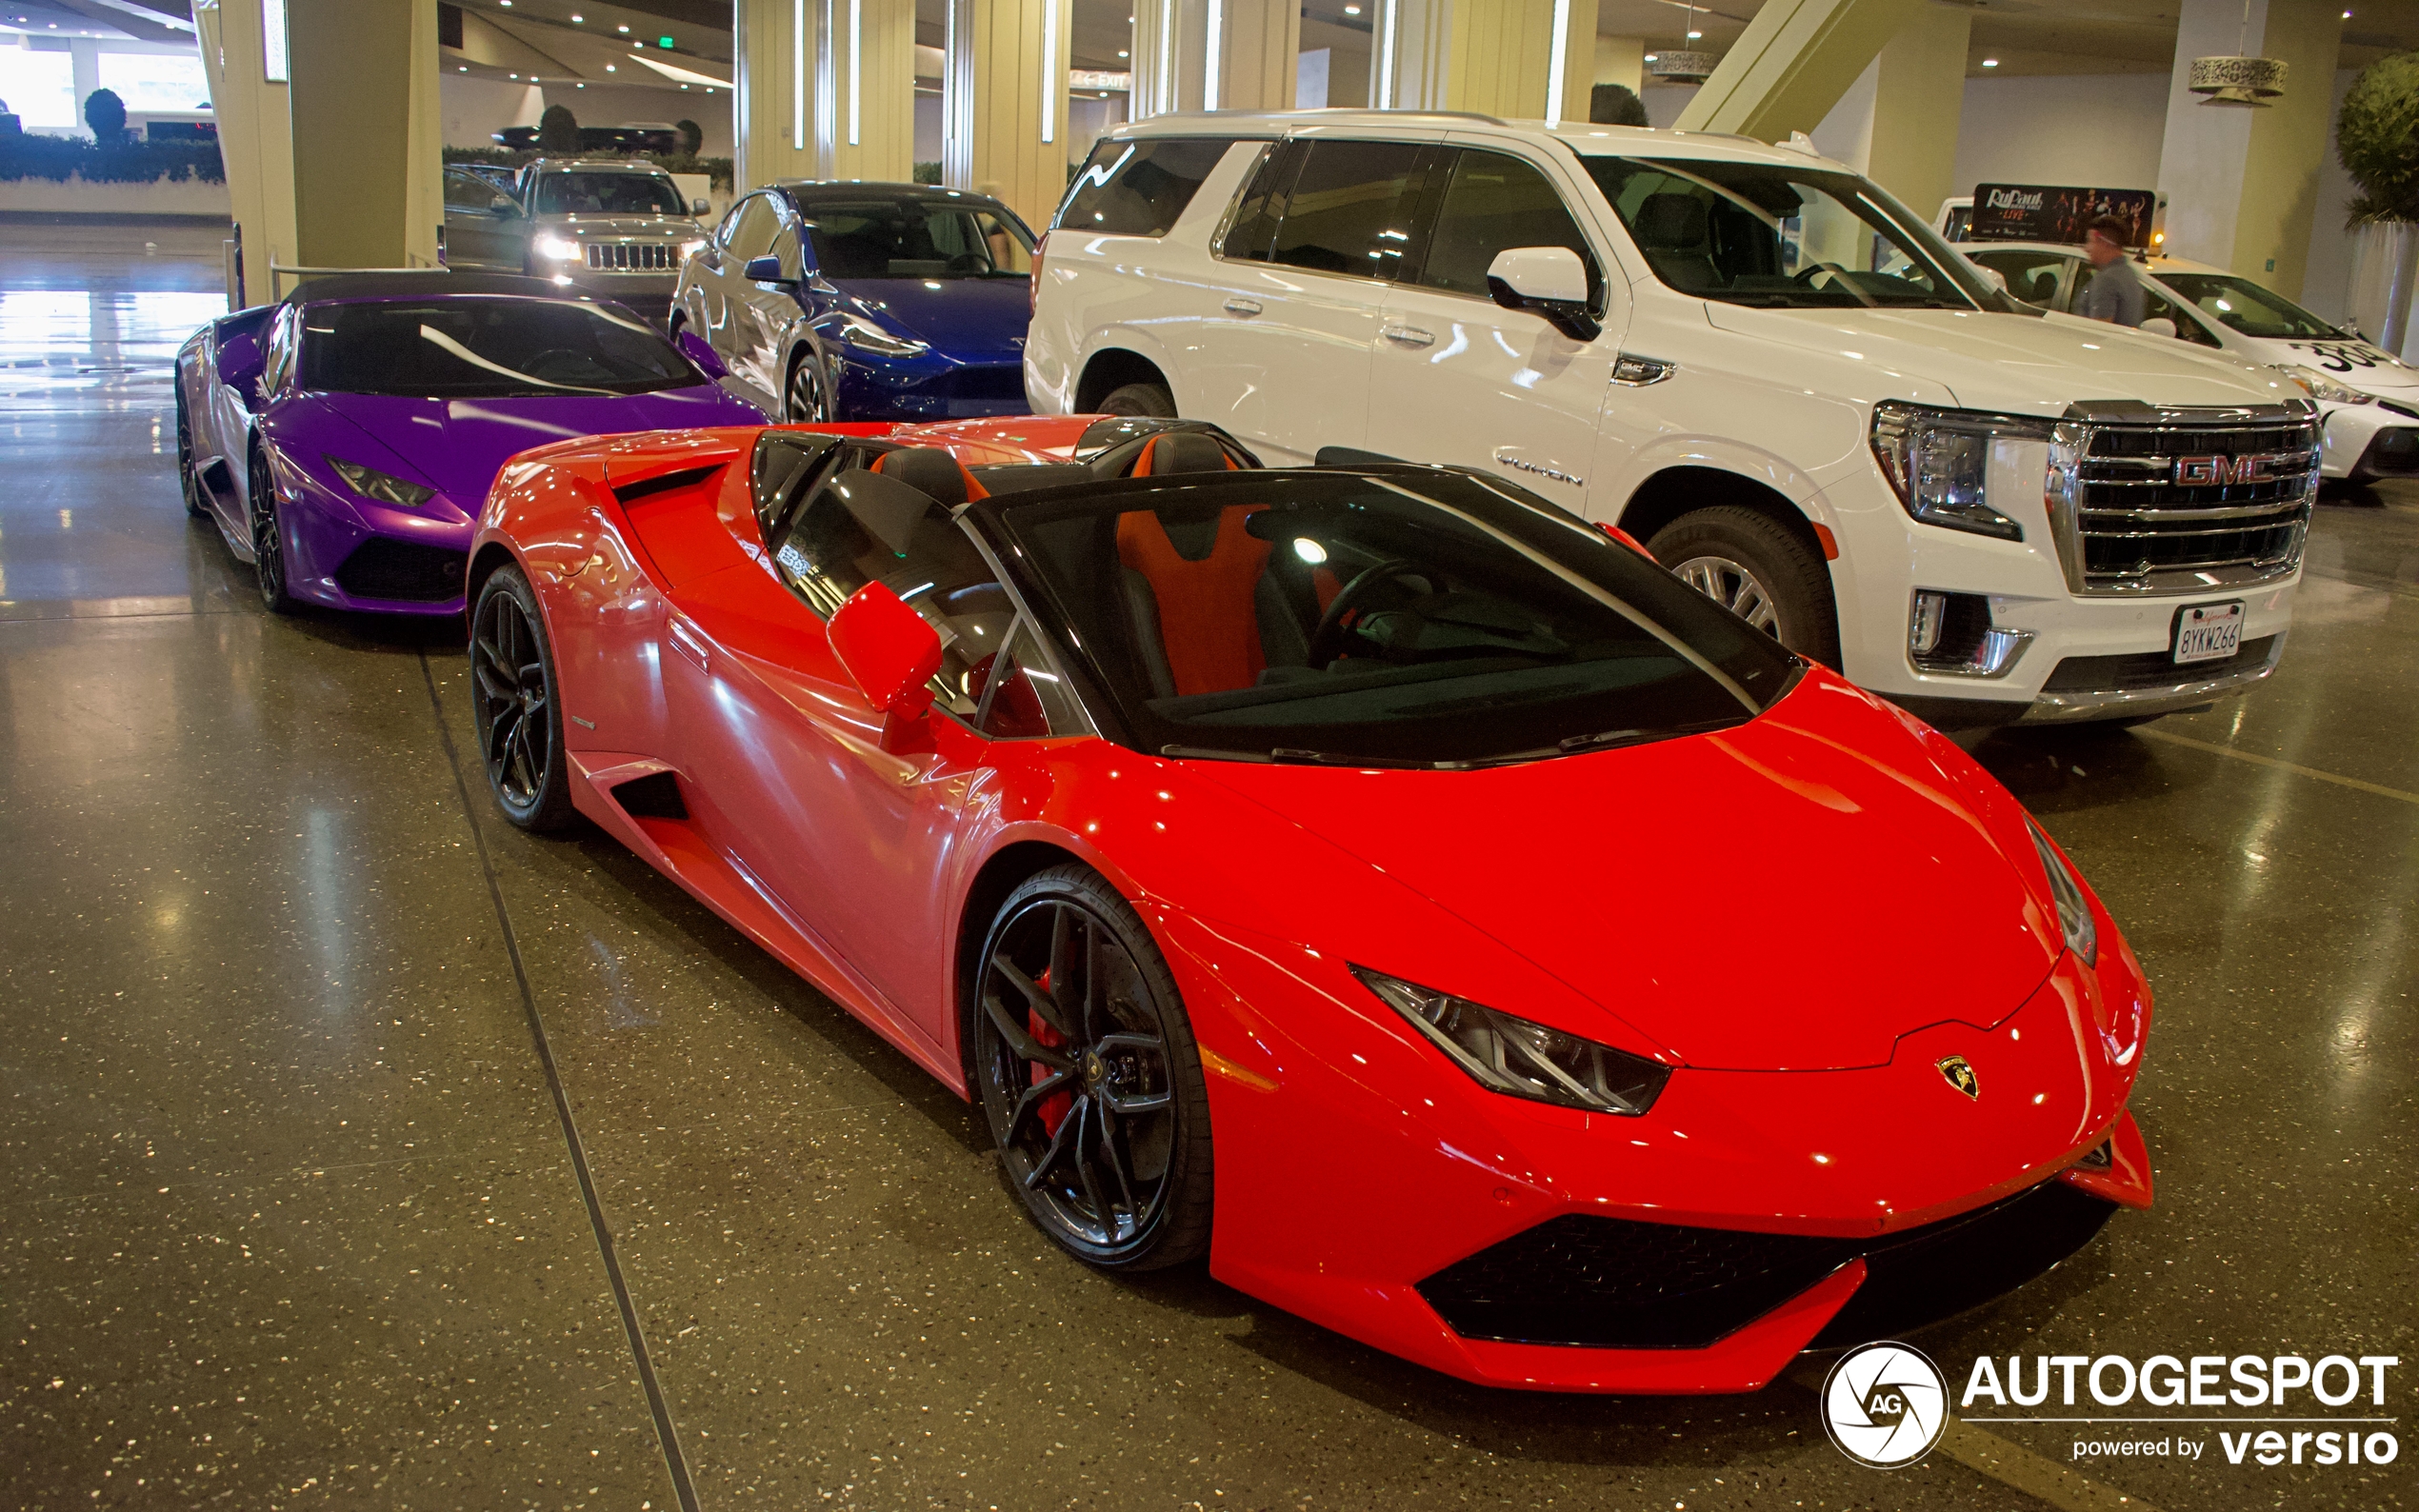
[
  {"left": 1982, "top": 56, "right": 1998, "bottom": 66},
  {"left": 617, "top": 23, "right": 629, "bottom": 31},
  {"left": 1645, "top": 52, "right": 1658, "bottom": 60},
  {"left": 1117, "top": 48, "right": 1128, "bottom": 56},
  {"left": 1343, "top": 3, "right": 1360, "bottom": 10},
  {"left": 570, "top": 10, "right": 583, "bottom": 19},
  {"left": 604, "top": 63, "right": 614, "bottom": 70},
  {"left": 458, "top": 64, "right": 468, "bottom": 70},
  {"left": 1686, "top": 29, "right": 1702, "bottom": 37}
]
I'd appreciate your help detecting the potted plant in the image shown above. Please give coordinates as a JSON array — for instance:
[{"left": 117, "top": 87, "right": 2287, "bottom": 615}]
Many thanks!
[{"left": 2338, "top": 51, "right": 2419, "bottom": 352}]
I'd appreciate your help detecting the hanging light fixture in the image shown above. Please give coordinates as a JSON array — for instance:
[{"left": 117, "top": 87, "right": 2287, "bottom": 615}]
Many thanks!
[
  {"left": 1650, "top": 0, "right": 1716, "bottom": 81},
  {"left": 2189, "top": 0, "right": 2286, "bottom": 105}
]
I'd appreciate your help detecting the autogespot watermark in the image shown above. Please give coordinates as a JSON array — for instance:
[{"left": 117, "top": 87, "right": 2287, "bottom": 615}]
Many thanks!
[{"left": 1821, "top": 1347, "right": 2404, "bottom": 1474}]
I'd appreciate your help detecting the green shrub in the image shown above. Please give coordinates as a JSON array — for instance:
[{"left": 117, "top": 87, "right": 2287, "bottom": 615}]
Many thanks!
[
  {"left": 83, "top": 88, "right": 127, "bottom": 143},
  {"left": 0, "top": 131, "right": 223, "bottom": 184},
  {"left": 2339, "top": 51, "right": 2419, "bottom": 224},
  {"left": 912, "top": 160, "right": 941, "bottom": 185},
  {"left": 537, "top": 104, "right": 580, "bottom": 154}
]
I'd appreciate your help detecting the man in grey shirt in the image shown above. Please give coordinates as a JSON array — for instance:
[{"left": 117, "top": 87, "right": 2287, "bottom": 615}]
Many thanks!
[{"left": 2076, "top": 214, "right": 2146, "bottom": 327}]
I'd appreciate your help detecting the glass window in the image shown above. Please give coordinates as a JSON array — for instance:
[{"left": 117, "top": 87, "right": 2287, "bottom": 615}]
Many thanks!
[
  {"left": 1583, "top": 155, "right": 1988, "bottom": 310},
  {"left": 797, "top": 196, "right": 1036, "bottom": 279},
  {"left": 767, "top": 465, "right": 1014, "bottom": 720},
  {"left": 724, "top": 194, "right": 783, "bottom": 261},
  {"left": 2140, "top": 284, "right": 2221, "bottom": 346},
  {"left": 1218, "top": 143, "right": 1293, "bottom": 262},
  {"left": 299, "top": 297, "right": 698, "bottom": 398},
  {"left": 1411, "top": 149, "right": 1598, "bottom": 304},
  {"left": 1967, "top": 249, "right": 2072, "bottom": 309},
  {"left": 990, "top": 470, "right": 1794, "bottom": 766},
  {"left": 0, "top": 45, "right": 74, "bottom": 129},
  {"left": 96, "top": 50, "right": 211, "bottom": 112},
  {"left": 444, "top": 170, "right": 513, "bottom": 212},
  {"left": 1057, "top": 137, "right": 1236, "bottom": 236},
  {"left": 1268, "top": 140, "right": 1424, "bottom": 278},
  {"left": 2156, "top": 272, "right": 2342, "bottom": 340},
  {"left": 533, "top": 171, "right": 689, "bottom": 217},
  {"left": 976, "top": 619, "right": 1083, "bottom": 738}
]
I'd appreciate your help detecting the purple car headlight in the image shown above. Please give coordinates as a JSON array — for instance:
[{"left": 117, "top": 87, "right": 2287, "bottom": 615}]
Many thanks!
[{"left": 328, "top": 455, "right": 435, "bottom": 509}]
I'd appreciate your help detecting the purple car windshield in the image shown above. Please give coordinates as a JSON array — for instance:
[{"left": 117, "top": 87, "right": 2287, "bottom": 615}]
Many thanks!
[{"left": 299, "top": 298, "right": 700, "bottom": 399}]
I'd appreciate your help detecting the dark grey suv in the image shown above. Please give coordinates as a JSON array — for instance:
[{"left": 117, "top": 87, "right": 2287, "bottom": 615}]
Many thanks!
[{"left": 442, "top": 159, "right": 709, "bottom": 324}]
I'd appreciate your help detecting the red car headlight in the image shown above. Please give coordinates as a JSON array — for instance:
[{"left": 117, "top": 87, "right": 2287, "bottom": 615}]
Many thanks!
[
  {"left": 2027, "top": 820, "right": 2099, "bottom": 967},
  {"left": 1350, "top": 965, "right": 1670, "bottom": 1117}
]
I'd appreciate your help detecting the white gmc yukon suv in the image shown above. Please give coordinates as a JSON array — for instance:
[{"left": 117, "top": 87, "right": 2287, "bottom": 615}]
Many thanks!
[{"left": 1024, "top": 112, "right": 2319, "bottom": 727}]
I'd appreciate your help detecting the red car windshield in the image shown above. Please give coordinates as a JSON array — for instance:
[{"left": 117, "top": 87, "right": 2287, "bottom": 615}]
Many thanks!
[{"left": 987, "top": 470, "right": 1797, "bottom": 766}]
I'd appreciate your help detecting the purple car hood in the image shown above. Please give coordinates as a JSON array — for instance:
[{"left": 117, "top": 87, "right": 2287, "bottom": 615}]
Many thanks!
[{"left": 294, "top": 383, "right": 765, "bottom": 507}]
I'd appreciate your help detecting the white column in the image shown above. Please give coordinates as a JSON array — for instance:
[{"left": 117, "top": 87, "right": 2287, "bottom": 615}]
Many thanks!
[{"left": 1132, "top": 0, "right": 1298, "bottom": 119}]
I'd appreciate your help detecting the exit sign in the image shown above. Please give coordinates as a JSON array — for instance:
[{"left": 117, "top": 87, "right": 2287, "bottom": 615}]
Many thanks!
[{"left": 658, "top": 35, "right": 674, "bottom": 48}]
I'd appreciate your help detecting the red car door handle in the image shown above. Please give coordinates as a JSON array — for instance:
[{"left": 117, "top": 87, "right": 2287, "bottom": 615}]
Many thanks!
[{"left": 669, "top": 618, "right": 710, "bottom": 674}]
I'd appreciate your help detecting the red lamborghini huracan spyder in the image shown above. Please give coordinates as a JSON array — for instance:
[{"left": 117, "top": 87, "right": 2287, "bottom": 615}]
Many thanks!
[{"left": 467, "top": 413, "right": 2153, "bottom": 1394}]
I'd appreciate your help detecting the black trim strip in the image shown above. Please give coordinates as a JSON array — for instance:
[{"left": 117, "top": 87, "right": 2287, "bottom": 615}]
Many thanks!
[{"left": 613, "top": 463, "right": 723, "bottom": 507}]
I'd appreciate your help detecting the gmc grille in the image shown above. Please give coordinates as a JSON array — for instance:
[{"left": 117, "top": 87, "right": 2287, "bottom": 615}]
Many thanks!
[
  {"left": 585, "top": 241, "right": 676, "bottom": 271},
  {"left": 2048, "top": 406, "right": 2319, "bottom": 595}
]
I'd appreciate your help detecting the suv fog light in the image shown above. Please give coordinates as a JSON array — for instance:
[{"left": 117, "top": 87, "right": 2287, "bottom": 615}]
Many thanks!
[{"left": 1909, "top": 589, "right": 2031, "bottom": 677}]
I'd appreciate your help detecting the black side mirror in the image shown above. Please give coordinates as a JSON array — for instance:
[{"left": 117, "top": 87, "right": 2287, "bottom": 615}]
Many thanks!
[{"left": 743, "top": 255, "right": 790, "bottom": 284}]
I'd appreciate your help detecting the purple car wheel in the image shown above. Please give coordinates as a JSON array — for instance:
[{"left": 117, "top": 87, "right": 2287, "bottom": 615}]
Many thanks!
[
  {"left": 248, "top": 448, "right": 296, "bottom": 614},
  {"left": 174, "top": 389, "right": 207, "bottom": 520},
  {"left": 470, "top": 566, "right": 576, "bottom": 831}
]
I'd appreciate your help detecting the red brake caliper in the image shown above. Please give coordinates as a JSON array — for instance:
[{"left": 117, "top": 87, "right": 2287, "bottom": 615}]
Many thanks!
[{"left": 1030, "top": 966, "right": 1073, "bottom": 1137}]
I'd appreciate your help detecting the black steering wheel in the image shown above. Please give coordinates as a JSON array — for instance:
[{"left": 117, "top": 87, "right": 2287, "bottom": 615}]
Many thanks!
[{"left": 1306, "top": 559, "right": 1425, "bottom": 668}]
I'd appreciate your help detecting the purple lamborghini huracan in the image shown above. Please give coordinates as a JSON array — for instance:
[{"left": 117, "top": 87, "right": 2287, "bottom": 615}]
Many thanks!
[{"left": 174, "top": 273, "right": 767, "bottom": 615}]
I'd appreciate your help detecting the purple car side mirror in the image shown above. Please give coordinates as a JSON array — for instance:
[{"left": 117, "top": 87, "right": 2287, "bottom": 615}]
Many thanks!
[{"left": 675, "top": 328, "right": 728, "bottom": 380}]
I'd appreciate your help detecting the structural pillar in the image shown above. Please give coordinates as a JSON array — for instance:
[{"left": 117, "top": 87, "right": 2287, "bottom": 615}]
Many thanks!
[
  {"left": 1368, "top": 0, "right": 1592, "bottom": 124},
  {"left": 1806, "top": 2, "right": 1969, "bottom": 215},
  {"left": 1595, "top": 36, "right": 1646, "bottom": 100},
  {"left": 735, "top": 0, "right": 918, "bottom": 193},
  {"left": 2154, "top": 0, "right": 2343, "bottom": 297},
  {"left": 193, "top": 0, "right": 439, "bottom": 306},
  {"left": 1131, "top": 0, "right": 1300, "bottom": 118},
  {"left": 1673, "top": 0, "right": 1926, "bottom": 140},
  {"left": 941, "top": 0, "right": 1073, "bottom": 233}
]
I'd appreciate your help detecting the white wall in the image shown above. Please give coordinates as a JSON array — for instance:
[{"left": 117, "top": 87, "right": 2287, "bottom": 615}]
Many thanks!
[
  {"left": 440, "top": 74, "right": 542, "bottom": 149},
  {"left": 1950, "top": 73, "right": 2169, "bottom": 202},
  {"left": 2299, "top": 67, "right": 2358, "bottom": 325},
  {"left": 1642, "top": 82, "right": 1698, "bottom": 128}
]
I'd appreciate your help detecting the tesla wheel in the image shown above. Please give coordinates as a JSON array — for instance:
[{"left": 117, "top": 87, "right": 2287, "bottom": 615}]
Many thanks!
[
  {"left": 470, "top": 566, "right": 577, "bottom": 832},
  {"left": 1649, "top": 506, "right": 1841, "bottom": 668},
  {"left": 972, "top": 865, "right": 1213, "bottom": 1271},
  {"left": 1097, "top": 382, "right": 1174, "bottom": 418},
  {"left": 248, "top": 448, "right": 297, "bottom": 614},
  {"left": 785, "top": 353, "right": 831, "bottom": 423},
  {"left": 174, "top": 388, "right": 207, "bottom": 518}
]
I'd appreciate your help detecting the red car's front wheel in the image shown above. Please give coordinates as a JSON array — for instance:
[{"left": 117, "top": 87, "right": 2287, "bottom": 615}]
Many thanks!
[{"left": 973, "top": 865, "right": 1213, "bottom": 1270}]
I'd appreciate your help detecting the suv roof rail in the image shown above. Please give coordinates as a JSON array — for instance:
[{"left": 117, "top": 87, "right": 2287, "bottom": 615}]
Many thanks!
[
  {"left": 528, "top": 156, "right": 671, "bottom": 171},
  {"left": 1112, "top": 108, "right": 1509, "bottom": 132}
]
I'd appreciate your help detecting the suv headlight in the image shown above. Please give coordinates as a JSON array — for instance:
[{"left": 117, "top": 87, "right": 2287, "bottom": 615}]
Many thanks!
[
  {"left": 1869, "top": 402, "right": 2049, "bottom": 542},
  {"left": 532, "top": 233, "right": 582, "bottom": 262},
  {"left": 2027, "top": 820, "right": 2099, "bottom": 967},
  {"left": 1351, "top": 965, "right": 1670, "bottom": 1116},
  {"left": 836, "top": 314, "right": 930, "bottom": 358},
  {"left": 329, "top": 456, "right": 435, "bottom": 508},
  {"left": 2272, "top": 365, "right": 2373, "bottom": 405}
]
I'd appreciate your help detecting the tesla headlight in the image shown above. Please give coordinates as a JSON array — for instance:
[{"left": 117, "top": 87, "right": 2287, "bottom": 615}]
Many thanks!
[
  {"left": 1351, "top": 965, "right": 1669, "bottom": 1116},
  {"left": 1869, "top": 402, "right": 2048, "bottom": 543},
  {"left": 836, "top": 314, "right": 930, "bottom": 357},
  {"left": 2027, "top": 820, "right": 2099, "bottom": 968},
  {"left": 532, "top": 233, "right": 583, "bottom": 262},
  {"left": 2272, "top": 365, "right": 2373, "bottom": 405},
  {"left": 328, "top": 455, "right": 434, "bottom": 508}
]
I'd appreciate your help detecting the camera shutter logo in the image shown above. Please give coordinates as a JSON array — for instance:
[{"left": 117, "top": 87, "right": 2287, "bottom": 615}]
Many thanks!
[{"left": 1822, "top": 1343, "right": 1949, "bottom": 1467}]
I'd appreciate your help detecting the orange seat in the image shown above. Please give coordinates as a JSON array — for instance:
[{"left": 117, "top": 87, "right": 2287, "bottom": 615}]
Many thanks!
[{"left": 1116, "top": 507, "right": 1270, "bottom": 696}]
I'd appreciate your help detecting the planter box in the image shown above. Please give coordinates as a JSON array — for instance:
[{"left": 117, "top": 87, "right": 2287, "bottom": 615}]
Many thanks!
[{"left": 0, "top": 174, "right": 230, "bottom": 219}]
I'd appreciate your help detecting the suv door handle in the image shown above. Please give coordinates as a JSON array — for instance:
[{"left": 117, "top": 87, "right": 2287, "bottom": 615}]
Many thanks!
[
  {"left": 1380, "top": 324, "right": 1434, "bottom": 348},
  {"left": 1223, "top": 298, "right": 1263, "bottom": 316}
]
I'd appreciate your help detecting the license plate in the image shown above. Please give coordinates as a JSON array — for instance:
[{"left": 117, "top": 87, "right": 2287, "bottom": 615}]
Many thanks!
[{"left": 2172, "top": 601, "right": 2245, "bottom": 665}]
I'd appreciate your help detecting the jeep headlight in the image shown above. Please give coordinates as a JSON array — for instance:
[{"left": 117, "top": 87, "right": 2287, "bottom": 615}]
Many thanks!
[
  {"left": 2027, "top": 820, "right": 2099, "bottom": 968},
  {"left": 2273, "top": 365, "right": 2373, "bottom": 406},
  {"left": 1352, "top": 965, "right": 1670, "bottom": 1116},
  {"left": 836, "top": 314, "right": 930, "bottom": 358},
  {"left": 328, "top": 455, "right": 435, "bottom": 509},
  {"left": 532, "top": 233, "right": 583, "bottom": 262},
  {"left": 1869, "top": 402, "right": 2049, "bottom": 543}
]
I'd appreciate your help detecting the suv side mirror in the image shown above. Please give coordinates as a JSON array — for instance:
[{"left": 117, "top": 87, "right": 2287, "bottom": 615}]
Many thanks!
[
  {"left": 829, "top": 581, "right": 943, "bottom": 723},
  {"left": 489, "top": 200, "right": 521, "bottom": 219},
  {"left": 1485, "top": 247, "right": 1601, "bottom": 342},
  {"left": 674, "top": 328, "right": 728, "bottom": 379},
  {"left": 743, "top": 255, "right": 790, "bottom": 284},
  {"left": 692, "top": 197, "right": 711, "bottom": 216}
]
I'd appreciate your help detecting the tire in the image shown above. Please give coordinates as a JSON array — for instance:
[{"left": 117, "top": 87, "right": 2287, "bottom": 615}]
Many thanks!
[
  {"left": 785, "top": 350, "right": 831, "bottom": 423},
  {"left": 970, "top": 864, "right": 1214, "bottom": 1271},
  {"left": 1649, "top": 506, "right": 1842, "bottom": 668},
  {"left": 470, "top": 565, "right": 578, "bottom": 832},
  {"left": 1097, "top": 381, "right": 1174, "bottom": 418},
  {"left": 175, "top": 388, "right": 207, "bottom": 518},
  {"left": 248, "top": 448, "right": 298, "bottom": 614}
]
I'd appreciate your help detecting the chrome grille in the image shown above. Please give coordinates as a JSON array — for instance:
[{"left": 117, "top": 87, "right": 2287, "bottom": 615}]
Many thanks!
[
  {"left": 2046, "top": 405, "right": 2319, "bottom": 595},
  {"left": 584, "top": 241, "right": 676, "bottom": 271}
]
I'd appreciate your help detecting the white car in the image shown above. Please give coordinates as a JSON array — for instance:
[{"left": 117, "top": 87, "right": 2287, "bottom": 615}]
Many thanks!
[
  {"left": 1960, "top": 240, "right": 2419, "bottom": 481},
  {"left": 1025, "top": 114, "right": 2319, "bottom": 728}
]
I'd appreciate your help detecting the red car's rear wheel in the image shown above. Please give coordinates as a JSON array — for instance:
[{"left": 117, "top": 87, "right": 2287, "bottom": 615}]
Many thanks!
[{"left": 973, "top": 865, "right": 1212, "bottom": 1270}]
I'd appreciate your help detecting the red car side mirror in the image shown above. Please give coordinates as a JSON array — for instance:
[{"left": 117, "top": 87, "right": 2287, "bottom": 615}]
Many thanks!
[{"left": 829, "top": 582, "right": 943, "bottom": 720}]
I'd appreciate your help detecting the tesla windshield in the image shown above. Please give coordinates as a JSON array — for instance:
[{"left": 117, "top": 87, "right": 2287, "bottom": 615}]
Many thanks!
[
  {"left": 533, "top": 172, "right": 690, "bottom": 217},
  {"left": 1584, "top": 156, "right": 2004, "bottom": 312},
  {"left": 300, "top": 298, "right": 699, "bottom": 398},
  {"left": 989, "top": 470, "right": 1797, "bottom": 766},
  {"left": 798, "top": 197, "right": 1035, "bottom": 279}
]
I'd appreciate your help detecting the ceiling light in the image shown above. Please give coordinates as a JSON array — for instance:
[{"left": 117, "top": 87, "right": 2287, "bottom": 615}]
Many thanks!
[
  {"left": 1982, "top": 56, "right": 1998, "bottom": 66},
  {"left": 1117, "top": 48, "right": 1128, "bottom": 56},
  {"left": 1687, "top": 29, "right": 1702, "bottom": 37},
  {"left": 458, "top": 64, "right": 467, "bottom": 70},
  {"left": 604, "top": 63, "right": 614, "bottom": 70},
  {"left": 1343, "top": 2, "right": 1360, "bottom": 10},
  {"left": 617, "top": 23, "right": 628, "bottom": 30},
  {"left": 570, "top": 10, "right": 582, "bottom": 18}
]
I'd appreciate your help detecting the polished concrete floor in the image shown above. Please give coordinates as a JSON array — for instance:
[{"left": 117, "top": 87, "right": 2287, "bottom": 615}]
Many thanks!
[{"left": 2, "top": 223, "right": 2411, "bottom": 1512}]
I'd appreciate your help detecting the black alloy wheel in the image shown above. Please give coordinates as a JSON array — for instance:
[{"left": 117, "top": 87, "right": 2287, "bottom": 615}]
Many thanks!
[
  {"left": 470, "top": 566, "right": 576, "bottom": 830},
  {"left": 175, "top": 388, "right": 207, "bottom": 518},
  {"left": 248, "top": 448, "right": 296, "bottom": 614},
  {"left": 973, "top": 865, "right": 1214, "bottom": 1270},
  {"left": 785, "top": 352, "right": 830, "bottom": 423}
]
